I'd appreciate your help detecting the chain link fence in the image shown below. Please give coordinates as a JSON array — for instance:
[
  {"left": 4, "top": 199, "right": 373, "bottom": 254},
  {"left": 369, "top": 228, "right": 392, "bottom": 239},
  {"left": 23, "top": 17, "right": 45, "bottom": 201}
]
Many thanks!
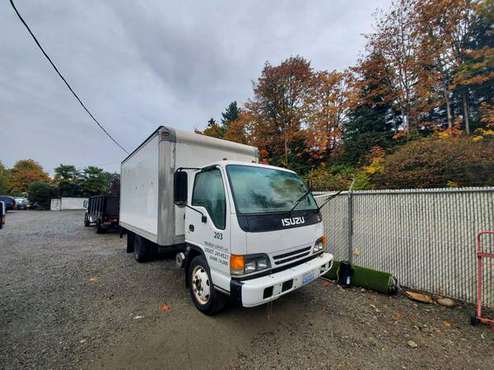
[{"left": 315, "top": 188, "right": 494, "bottom": 305}]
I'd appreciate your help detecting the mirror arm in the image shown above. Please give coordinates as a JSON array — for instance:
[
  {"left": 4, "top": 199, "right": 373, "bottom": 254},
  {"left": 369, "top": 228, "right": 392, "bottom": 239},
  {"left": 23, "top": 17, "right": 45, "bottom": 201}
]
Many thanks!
[{"left": 184, "top": 204, "right": 207, "bottom": 223}]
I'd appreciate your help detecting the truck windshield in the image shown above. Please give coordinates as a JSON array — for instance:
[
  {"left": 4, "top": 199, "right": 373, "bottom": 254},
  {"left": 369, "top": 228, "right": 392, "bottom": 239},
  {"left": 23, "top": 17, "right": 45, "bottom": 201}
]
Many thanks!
[{"left": 226, "top": 165, "right": 318, "bottom": 214}]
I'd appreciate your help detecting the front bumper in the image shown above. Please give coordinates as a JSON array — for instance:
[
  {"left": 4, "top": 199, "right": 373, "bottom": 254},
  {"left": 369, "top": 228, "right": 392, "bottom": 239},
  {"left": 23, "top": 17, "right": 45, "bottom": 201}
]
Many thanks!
[{"left": 231, "top": 252, "right": 333, "bottom": 308}]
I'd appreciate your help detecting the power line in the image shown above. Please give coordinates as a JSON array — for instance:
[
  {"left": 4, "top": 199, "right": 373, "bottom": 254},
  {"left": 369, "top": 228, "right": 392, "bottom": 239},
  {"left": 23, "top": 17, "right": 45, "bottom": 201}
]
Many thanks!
[{"left": 9, "top": 0, "right": 129, "bottom": 155}]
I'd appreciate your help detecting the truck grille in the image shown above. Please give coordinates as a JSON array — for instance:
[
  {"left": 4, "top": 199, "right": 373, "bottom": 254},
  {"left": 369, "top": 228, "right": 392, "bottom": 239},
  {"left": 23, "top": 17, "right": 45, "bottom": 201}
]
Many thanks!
[{"left": 273, "top": 246, "right": 311, "bottom": 265}]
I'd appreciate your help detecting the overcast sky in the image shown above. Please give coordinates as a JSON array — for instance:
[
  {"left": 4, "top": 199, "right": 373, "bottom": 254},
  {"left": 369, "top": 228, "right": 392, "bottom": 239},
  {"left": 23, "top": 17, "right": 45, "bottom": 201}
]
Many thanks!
[{"left": 1, "top": 0, "right": 390, "bottom": 174}]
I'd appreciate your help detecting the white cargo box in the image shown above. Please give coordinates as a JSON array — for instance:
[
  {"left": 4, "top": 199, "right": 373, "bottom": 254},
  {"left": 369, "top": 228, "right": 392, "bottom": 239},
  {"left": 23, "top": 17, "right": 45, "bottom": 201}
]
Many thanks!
[{"left": 120, "top": 126, "right": 258, "bottom": 246}]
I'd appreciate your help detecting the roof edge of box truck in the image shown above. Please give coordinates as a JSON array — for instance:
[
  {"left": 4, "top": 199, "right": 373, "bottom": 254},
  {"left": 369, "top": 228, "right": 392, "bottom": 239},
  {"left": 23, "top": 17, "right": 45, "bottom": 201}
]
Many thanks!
[
  {"left": 121, "top": 126, "right": 259, "bottom": 165},
  {"left": 120, "top": 126, "right": 259, "bottom": 248}
]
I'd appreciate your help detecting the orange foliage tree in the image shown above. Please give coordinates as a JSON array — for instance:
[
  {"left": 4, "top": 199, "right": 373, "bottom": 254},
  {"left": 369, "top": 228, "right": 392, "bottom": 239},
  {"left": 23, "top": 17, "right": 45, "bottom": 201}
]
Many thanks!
[
  {"left": 305, "top": 70, "right": 350, "bottom": 161},
  {"left": 246, "top": 56, "right": 314, "bottom": 167},
  {"left": 223, "top": 111, "right": 253, "bottom": 145},
  {"left": 367, "top": 0, "right": 421, "bottom": 131},
  {"left": 9, "top": 159, "right": 50, "bottom": 193},
  {"left": 415, "top": 0, "right": 480, "bottom": 132}
]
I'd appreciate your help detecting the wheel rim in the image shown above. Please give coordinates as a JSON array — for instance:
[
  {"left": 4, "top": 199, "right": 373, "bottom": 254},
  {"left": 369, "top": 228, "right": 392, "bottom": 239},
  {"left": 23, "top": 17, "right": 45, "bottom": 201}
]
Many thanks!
[{"left": 191, "top": 265, "right": 210, "bottom": 305}]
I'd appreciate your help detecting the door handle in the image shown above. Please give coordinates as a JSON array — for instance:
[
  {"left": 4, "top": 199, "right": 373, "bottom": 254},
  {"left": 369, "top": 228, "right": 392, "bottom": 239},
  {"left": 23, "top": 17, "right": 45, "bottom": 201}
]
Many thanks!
[{"left": 189, "top": 224, "right": 194, "bottom": 232}]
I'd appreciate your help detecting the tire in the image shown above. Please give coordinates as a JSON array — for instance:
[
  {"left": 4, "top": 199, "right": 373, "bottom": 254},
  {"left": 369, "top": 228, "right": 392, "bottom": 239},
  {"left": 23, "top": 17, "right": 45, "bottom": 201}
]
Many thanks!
[
  {"left": 96, "top": 219, "right": 106, "bottom": 234},
  {"left": 189, "top": 255, "right": 226, "bottom": 315},
  {"left": 126, "top": 232, "right": 135, "bottom": 253},
  {"left": 134, "top": 235, "right": 153, "bottom": 262},
  {"left": 84, "top": 213, "right": 90, "bottom": 227}
]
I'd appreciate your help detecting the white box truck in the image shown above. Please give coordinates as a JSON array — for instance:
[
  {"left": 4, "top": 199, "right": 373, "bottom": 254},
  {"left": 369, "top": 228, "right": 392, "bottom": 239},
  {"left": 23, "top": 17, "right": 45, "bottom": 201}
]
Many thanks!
[{"left": 120, "top": 126, "right": 333, "bottom": 314}]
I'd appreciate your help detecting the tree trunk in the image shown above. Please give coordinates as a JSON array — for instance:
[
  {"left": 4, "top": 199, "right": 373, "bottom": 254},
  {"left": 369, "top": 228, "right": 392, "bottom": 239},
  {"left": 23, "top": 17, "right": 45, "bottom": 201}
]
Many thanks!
[
  {"left": 283, "top": 125, "right": 288, "bottom": 166},
  {"left": 463, "top": 92, "right": 470, "bottom": 135},
  {"left": 444, "top": 87, "right": 452, "bottom": 129}
]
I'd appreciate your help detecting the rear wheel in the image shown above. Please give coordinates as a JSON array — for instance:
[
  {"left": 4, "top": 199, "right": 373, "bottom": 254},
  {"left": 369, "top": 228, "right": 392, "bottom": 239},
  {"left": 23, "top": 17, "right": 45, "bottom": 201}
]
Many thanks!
[
  {"left": 126, "top": 232, "right": 135, "bottom": 253},
  {"left": 189, "top": 255, "right": 226, "bottom": 315},
  {"left": 96, "top": 219, "right": 106, "bottom": 234},
  {"left": 134, "top": 235, "right": 155, "bottom": 262}
]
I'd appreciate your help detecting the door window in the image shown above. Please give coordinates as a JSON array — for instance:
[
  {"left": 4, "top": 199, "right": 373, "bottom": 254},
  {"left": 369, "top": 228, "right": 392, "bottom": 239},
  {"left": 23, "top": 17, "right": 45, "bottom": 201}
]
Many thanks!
[{"left": 192, "top": 168, "right": 226, "bottom": 229}]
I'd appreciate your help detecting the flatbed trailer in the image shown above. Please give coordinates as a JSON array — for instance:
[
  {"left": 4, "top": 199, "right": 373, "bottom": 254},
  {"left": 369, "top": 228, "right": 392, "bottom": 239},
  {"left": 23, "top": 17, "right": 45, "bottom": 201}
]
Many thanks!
[{"left": 84, "top": 195, "right": 120, "bottom": 233}]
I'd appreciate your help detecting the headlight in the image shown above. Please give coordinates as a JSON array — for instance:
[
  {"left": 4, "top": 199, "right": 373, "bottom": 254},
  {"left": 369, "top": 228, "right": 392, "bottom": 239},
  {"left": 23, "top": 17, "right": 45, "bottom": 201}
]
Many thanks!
[
  {"left": 230, "top": 254, "right": 271, "bottom": 276},
  {"left": 313, "top": 236, "right": 327, "bottom": 253}
]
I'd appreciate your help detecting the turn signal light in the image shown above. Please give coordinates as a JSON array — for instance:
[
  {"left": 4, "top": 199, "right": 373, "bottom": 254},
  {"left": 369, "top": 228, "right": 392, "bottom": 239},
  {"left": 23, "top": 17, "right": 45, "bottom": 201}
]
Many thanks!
[{"left": 230, "top": 255, "right": 245, "bottom": 275}]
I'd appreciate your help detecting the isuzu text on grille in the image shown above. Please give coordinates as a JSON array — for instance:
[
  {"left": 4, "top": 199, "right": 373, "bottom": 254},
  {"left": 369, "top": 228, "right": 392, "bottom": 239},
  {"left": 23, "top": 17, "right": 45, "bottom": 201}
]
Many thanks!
[{"left": 281, "top": 216, "right": 305, "bottom": 227}]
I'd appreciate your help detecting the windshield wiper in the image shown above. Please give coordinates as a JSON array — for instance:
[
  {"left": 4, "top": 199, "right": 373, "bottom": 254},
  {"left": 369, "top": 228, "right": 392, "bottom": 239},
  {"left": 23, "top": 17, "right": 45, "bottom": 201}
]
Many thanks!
[{"left": 288, "top": 189, "right": 312, "bottom": 217}]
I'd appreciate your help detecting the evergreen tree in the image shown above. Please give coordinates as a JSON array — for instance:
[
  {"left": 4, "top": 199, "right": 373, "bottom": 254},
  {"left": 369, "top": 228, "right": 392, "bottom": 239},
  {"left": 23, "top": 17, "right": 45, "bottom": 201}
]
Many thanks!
[
  {"left": 80, "top": 166, "right": 108, "bottom": 196},
  {"left": 341, "top": 52, "right": 399, "bottom": 164},
  {"left": 221, "top": 101, "right": 240, "bottom": 129}
]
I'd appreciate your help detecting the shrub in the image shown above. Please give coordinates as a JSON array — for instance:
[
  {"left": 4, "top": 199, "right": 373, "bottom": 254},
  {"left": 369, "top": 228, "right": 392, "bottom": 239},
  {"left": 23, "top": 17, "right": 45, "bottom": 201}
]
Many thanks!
[
  {"left": 373, "top": 137, "right": 494, "bottom": 189},
  {"left": 306, "top": 164, "right": 373, "bottom": 191},
  {"left": 28, "top": 182, "right": 57, "bottom": 210}
]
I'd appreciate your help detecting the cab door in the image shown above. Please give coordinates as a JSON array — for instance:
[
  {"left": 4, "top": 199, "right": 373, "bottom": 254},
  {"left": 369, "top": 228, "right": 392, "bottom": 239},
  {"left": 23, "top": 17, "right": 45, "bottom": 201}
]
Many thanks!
[{"left": 185, "top": 167, "right": 230, "bottom": 286}]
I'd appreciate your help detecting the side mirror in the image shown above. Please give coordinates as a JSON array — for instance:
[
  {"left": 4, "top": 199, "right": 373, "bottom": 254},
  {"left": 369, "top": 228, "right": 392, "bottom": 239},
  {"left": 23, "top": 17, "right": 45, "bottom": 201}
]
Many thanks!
[{"left": 174, "top": 171, "right": 188, "bottom": 206}]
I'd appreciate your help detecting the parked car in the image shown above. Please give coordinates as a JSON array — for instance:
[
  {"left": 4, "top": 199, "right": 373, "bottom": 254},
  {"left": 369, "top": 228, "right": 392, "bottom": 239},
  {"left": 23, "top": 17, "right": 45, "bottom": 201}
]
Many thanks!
[
  {"left": 14, "top": 197, "right": 29, "bottom": 210},
  {"left": 0, "top": 196, "right": 16, "bottom": 211},
  {"left": 0, "top": 201, "right": 5, "bottom": 229}
]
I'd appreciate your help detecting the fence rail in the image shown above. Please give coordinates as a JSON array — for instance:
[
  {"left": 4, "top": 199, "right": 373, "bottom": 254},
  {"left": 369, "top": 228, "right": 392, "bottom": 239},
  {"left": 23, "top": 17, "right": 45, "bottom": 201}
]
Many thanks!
[{"left": 315, "top": 187, "right": 494, "bottom": 305}]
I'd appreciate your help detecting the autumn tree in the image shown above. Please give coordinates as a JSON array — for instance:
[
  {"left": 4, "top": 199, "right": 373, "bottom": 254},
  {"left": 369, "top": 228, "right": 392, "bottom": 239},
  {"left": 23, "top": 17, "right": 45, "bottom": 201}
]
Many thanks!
[
  {"left": 198, "top": 1, "right": 493, "bottom": 189},
  {"left": 415, "top": 0, "right": 480, "bottom": 133},
  {"left": 368, "top": 0, "right": 421, "bottom": 131},
  {"left": 224, "top": 110, "right": 253, "bottom": 144},
  {"left": 454, "top": 0, "right": 494, "bottom": 132},
  {"left": 0, "top": 161, "right": 9, "bottom": 194},
  {"left": 247, "top": 56, "right": 314, "bottom": 167},
  {"left": 8, "top": 159, "right": 50, "bottom": 193},
  {"left": 201, "top": 102, "right": 242, "bottom": 140},
  {"left": 305, "top": 70, "right": 349, "bottom": 162},
  {"left": 202, "top": 118, "right": 224, "bottom": 139}
]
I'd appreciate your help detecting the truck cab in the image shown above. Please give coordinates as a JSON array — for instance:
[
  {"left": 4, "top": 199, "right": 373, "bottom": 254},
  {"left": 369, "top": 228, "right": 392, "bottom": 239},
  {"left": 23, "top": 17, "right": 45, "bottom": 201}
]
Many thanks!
[{"left": 176, "top": 160, "right": 333, "bottom": 314}]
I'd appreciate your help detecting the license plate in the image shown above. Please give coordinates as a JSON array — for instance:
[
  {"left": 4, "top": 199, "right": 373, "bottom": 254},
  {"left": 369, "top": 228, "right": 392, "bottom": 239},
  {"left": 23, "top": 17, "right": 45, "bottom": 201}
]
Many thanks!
[{"left": 303, "top": 271, "right": 316, "bottom": 285}]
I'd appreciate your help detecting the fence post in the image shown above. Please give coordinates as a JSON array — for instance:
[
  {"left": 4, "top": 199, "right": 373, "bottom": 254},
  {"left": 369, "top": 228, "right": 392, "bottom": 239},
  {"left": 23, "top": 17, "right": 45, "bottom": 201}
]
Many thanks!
[
  {"left": 347, "top": 178, "right": 356, "bottom": 264},
  {"left": 347, "top": 190, "right": 353, "bottom": 264}
]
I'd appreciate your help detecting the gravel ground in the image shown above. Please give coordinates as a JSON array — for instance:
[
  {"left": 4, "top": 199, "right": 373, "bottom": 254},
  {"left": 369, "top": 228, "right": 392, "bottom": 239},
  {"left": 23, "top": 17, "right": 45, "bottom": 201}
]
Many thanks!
[{"left": 0, "top": 210, "right": 493, "bottom": 370}]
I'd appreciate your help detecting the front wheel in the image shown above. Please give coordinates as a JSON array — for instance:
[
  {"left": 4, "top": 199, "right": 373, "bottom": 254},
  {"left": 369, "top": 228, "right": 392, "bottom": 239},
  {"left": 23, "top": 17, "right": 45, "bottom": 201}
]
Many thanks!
[
  {"left": 189, "top": 255, "right": 226, "bottom": 315},
  {"left": 84, "top": 213, "right": 90, "bottom": 227}
]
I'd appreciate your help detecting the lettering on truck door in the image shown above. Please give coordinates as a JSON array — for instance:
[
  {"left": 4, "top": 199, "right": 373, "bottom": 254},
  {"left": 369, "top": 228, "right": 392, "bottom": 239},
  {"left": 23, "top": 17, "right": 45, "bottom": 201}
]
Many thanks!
[{"left": 186, "top": 167, "right": 230, "bottom": 278}]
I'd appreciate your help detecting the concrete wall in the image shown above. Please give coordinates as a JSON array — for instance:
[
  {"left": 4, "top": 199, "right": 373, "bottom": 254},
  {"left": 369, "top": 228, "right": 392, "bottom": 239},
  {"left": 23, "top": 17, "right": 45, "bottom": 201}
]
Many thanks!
[{"left": 50, "top": 197, "right": 88, "bottom": 211}]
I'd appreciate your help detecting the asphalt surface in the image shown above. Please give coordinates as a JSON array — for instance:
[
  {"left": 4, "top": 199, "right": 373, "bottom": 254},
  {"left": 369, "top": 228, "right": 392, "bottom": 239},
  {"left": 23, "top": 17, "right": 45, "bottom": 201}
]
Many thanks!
[{"left": 0, "top": 210, "right": 493, "bottom": 369}]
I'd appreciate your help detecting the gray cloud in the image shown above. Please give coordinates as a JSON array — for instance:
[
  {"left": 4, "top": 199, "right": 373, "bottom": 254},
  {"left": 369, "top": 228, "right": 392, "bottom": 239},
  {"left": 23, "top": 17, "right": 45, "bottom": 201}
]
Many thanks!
[{"left": 1, "top": 0, "right": 390, "bottom": 174}]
